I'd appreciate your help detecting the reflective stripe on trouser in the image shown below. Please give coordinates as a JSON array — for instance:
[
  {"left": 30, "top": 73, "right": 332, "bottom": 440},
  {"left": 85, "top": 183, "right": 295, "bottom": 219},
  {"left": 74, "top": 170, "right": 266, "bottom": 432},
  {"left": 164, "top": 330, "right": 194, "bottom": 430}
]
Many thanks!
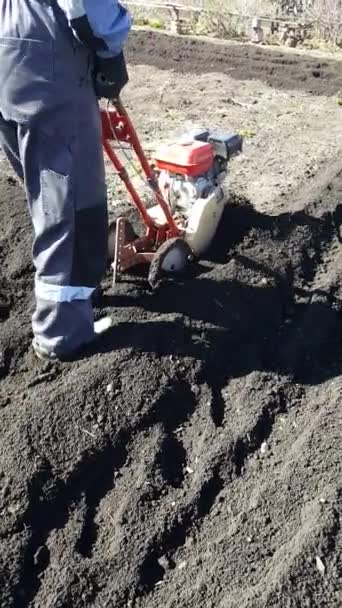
[{"left": 0, "top": 95, "right": 108, "bottom": 356}]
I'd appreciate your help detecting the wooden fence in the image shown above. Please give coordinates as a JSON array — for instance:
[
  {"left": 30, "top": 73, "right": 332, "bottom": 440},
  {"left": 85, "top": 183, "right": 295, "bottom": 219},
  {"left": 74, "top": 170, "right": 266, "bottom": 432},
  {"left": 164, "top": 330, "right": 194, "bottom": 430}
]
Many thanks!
[{"left": 124, "top": 1, "right": 313, "bottom": 45}]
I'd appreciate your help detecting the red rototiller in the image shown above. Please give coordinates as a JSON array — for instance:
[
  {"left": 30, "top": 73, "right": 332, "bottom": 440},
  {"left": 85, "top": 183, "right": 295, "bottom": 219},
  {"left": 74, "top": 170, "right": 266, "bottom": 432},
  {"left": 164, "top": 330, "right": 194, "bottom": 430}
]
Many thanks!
[{"left": 101, "top": 100, "right": 242, "bottom": 288}]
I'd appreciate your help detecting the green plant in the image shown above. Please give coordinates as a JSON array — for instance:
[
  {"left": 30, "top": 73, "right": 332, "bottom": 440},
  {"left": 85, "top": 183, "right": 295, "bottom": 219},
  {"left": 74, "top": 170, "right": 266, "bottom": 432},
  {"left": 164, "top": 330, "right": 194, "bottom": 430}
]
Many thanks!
[
  {"left": 149, "top": 18, "right": 166, "bottom": 30},
  {"left": 133, "top": 16, "right": 149, "bottom": 27},
  {"left": 237, "top": 128, "right": 257, "bottom": 139}
]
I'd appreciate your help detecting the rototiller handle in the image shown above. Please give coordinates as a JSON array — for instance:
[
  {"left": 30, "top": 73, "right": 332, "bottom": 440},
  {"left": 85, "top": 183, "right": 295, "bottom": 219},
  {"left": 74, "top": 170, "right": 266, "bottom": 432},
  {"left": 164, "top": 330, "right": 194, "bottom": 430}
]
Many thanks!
[{"left": 101, "top": 100, "right": 180, "bottom": 236}]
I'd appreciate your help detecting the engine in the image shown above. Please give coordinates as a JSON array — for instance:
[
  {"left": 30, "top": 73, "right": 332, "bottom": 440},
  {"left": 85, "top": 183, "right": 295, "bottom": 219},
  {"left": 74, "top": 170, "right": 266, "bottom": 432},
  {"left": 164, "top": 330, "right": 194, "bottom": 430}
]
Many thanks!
[{"left": 154, "top": 128, "right": 242, "bottom": 219}]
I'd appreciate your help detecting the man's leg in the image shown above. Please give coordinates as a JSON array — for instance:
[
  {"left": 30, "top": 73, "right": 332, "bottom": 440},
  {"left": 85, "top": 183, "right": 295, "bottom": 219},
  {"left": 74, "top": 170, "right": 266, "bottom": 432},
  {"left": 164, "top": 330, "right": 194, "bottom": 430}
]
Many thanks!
[
  {"left": 18, "top": 97, "right": 108, "bottom": 358},
  {"left": 0, "top": 114, "right": 24, "bottom": 180}
]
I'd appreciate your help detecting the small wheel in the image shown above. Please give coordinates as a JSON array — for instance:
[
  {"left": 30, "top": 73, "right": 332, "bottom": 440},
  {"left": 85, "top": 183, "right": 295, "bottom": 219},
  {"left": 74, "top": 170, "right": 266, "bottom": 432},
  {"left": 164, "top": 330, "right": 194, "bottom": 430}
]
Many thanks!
[
  {"left": 160, "top": 239, "right": 192, "bottom": 273},
  {"left": 148, "top": 238, "right": 193, "bottom": 289},
  {"left": 107, "top": 219, "right": 137, "bottom": 262}
]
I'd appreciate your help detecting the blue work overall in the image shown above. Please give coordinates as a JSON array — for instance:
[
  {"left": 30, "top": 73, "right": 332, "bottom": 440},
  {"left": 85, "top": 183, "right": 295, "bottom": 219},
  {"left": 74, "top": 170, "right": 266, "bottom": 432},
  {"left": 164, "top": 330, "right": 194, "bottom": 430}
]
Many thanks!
[{"left": 0, "top": 0, "right": 130, "bottom": 356}]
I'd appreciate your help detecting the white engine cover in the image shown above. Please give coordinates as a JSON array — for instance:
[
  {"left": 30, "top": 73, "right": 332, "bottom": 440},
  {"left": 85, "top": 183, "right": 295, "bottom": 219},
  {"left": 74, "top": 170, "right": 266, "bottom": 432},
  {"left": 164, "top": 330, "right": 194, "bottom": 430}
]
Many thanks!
[
  {"left": 156, "top": 166, "right": 227, "bottom": 256},
  {"left": 185, "top": 186, "right": 225, "bottom": 256}
]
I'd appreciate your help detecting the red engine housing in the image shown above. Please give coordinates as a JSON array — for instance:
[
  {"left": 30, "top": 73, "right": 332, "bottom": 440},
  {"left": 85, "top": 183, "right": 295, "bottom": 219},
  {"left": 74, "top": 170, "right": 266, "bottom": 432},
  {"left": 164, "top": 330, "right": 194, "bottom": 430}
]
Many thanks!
[{"left": 154, "top": 141, "right": 214, "bottom": 177}]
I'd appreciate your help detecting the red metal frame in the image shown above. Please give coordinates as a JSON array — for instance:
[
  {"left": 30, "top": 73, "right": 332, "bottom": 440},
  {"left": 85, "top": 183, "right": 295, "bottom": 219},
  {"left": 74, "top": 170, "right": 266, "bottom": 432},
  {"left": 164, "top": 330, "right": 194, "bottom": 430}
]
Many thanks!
[{"left": 101, "top": 101, "right": 183, "bottom": 280}]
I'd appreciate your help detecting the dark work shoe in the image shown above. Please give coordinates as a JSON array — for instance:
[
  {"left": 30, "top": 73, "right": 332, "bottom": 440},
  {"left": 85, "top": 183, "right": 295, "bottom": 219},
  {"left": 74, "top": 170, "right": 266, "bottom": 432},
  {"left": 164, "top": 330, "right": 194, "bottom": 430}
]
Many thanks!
[
  {"left": 32, "top": 316, "right": 114, "bottom": 361},
  {"left": 32, "top": 338, "right": 58, "bottom": 362}
]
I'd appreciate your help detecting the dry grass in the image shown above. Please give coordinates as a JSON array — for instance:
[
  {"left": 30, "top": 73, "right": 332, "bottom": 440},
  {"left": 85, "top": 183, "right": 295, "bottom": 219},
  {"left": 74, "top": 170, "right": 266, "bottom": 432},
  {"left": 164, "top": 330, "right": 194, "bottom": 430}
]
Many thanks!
[
  {"left": 305, "top": 0, "right": 342, "bottom": 46},
  {"left": 194, "top": 0, "right": 277, "bottom": 37},
  {"left": 129, "top": 0, "right": 342, "bottom": 47}
]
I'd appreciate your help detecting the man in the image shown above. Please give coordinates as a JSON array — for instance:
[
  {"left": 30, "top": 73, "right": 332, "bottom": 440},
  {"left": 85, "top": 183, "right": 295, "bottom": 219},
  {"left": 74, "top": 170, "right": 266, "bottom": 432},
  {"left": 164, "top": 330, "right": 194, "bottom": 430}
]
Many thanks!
[{"left": 0, "top": 0, "right": 131, "bottom": 360}]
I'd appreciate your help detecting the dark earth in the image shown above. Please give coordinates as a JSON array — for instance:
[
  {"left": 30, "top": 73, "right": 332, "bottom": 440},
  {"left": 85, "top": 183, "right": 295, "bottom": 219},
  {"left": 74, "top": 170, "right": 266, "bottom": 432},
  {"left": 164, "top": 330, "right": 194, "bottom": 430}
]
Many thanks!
[
  {"left": 128, "top": 29, "right": 342, "bottom": 96},
  {"left": 0, "top": 30, "right": 341, "bottom": 608}
]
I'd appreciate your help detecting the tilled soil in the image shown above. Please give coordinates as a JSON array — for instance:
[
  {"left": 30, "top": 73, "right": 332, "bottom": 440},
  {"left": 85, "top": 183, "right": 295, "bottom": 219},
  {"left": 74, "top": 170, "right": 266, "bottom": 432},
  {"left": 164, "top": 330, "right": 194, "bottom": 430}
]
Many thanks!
[
  {"left": 0, "top": 31, "right": 342, "bottom": 608},
  {"left": 128, "top": 29, "right": 342, "bottom": 97},
  {"left": 123, "top": 31, "right": 342, "bottom": 215}
]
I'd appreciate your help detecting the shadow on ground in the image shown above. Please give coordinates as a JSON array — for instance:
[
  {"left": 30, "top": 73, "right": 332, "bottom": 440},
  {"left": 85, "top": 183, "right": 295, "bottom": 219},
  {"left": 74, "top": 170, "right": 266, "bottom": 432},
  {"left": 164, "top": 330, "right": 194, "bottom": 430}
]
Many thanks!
[{"left": 95, "top": 200, "right": 342, "bottom": 387}]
